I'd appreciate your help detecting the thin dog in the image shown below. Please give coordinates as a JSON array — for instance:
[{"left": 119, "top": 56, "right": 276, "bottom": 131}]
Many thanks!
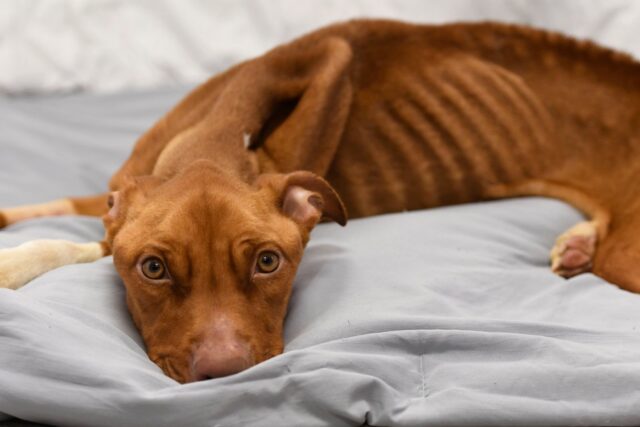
[{"left": 1, "top": 19, "right": 638, "bottom": 383}]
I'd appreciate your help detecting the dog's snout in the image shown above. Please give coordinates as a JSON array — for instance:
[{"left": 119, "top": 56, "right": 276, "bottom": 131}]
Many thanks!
[
  {"left": 191, "top": 317, "right": 254, "bottom": 381},
  {"left": 193, "top": 345, "right": 252, "bottom": 380}
]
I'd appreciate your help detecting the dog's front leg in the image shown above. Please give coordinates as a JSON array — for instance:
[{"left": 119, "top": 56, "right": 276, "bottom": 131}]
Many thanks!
[
  {"left": 0, "top": 240, "right": 106, "bottom": 289},
  {"left": 0, "top": 193, "right": 110, "bottom": 229}
]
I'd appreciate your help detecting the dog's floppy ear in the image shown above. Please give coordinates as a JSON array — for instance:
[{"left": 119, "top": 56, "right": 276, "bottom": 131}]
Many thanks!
[
  {"left": 103, "top": 176, "right": 164, "bottom": 239},
  {"left": 207, "top": 36, "right": 353, "bottom": 177},
  {"left": 258, "top": 171, "right": 347, "bottom": 231},
  {"left": 283, "top": 171, "right": 347, "bottom": 228},
  {"left": 106, "top": 191, "right": 121, "bottom": 220}
]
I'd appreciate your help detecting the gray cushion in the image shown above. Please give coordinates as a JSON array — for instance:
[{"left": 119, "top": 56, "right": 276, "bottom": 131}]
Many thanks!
[{"left": 2, "top": 88, "right": 640, "bottom": 426}]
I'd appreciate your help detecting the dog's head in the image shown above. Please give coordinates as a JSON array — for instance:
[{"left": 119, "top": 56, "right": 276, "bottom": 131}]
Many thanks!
[
  {"left": 101, "top": 33, "right": 355, "bottom": 382},
  {"left": 103, "top": 161, "right": 346, "bottom": 382}
]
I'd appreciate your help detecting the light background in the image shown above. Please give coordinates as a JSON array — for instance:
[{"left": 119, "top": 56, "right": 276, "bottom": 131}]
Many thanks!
[{"left": 1, "top": 0, "right": 639, "bottom": 95}]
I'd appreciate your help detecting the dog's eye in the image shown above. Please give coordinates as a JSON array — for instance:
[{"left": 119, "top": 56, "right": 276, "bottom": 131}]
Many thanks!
[
  {"left": 256, "top": 251, "right": 279, "bottom": 273},
  {"left": 141, "top": 257, "right": 166, "bottom": 280}
]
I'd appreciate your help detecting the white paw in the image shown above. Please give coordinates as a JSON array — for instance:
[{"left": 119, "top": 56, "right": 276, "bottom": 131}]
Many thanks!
[
  {"left": 550, "top": 221, "right": 597, "bottom": 278},
  {"left": 0, "top": 240, "right": 104, "bottom": 290},
  {"left": 0, "top": 242, "right": 42, "bottom": 289}
]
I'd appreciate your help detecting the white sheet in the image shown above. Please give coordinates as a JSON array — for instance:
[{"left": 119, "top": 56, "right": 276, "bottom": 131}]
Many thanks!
[{"left": 1, "top": 0, "right": 639, "bottom": 94}]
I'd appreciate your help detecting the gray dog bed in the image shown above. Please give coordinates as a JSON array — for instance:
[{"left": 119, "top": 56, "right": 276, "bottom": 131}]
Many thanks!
[{"left": 1, "top": 88, "right": 640, "bottom": 426}]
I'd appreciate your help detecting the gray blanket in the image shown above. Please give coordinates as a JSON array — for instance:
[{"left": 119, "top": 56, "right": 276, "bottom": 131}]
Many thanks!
[{"left": 1, "top": 88, "right": 640, "bottom": 426}]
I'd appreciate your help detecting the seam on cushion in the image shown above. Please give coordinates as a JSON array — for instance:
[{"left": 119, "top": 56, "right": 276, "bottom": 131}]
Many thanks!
[{"left": 419, "top": 353, "right": 427, "bottom": 398}]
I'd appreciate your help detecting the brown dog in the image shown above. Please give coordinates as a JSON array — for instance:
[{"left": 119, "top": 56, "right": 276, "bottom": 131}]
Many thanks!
[{"left": 1, "top": 19, "right": 638, "bottom": 383}]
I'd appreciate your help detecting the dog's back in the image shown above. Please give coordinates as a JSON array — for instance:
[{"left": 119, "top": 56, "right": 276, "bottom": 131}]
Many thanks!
[
  {"left": 281, "top": 20, "right": 640, "bottom": 219},
  {"left": 105, "top": 20, "right": 639, "bottom": 222},
  {"left": 238, "top": 19, "right": 640, "bottom": 291}
]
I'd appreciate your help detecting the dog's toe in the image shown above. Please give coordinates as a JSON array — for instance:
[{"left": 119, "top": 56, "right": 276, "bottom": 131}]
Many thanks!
[{"left": 550, "top": 221, "right": 597, "bottom": 278}]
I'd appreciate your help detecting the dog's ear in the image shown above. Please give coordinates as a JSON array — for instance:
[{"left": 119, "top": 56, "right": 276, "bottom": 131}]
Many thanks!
[
  {"left": 103, "top": 176, "right": 164, "bottom": 238},
  {"left": 106, "top": 191, "right": 121, "bottom": 220},
  {"left": 258, "top": 171, "right": 347, "bottom": 231},
  {"left": 282, "top": 171, "right": 348, "bottom": 229},
  {"left": 207, "top": 36, "right": 353, "bottom": 177}
]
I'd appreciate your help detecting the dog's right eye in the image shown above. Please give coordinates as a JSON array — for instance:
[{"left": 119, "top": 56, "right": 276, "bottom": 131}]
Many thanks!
[{"left": 141, "top": 256, "right": 166, "bottom": 280}]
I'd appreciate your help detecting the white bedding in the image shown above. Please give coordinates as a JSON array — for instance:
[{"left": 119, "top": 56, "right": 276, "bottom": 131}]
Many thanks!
[{"left": 1, "top": 0, "right": 640, "bottom": 95}]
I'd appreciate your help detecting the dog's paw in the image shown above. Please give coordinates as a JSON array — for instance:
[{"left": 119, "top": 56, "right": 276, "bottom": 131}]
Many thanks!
[
  {"left": 0, "top": 245, "right": 32, "bottom": 289},
  {"left": 550, "top": 221, "right": 597, "bottom": 278},
  {"left": 0, "top": 240, "right": 104, "bottom": 290}
]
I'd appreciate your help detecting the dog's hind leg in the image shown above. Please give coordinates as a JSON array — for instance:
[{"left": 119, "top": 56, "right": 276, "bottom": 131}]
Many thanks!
[
  {"left": 0, "top": 193, "right": 110, "bottom": 229},
  {"left": 487, "top": 180, "right": 610, "bottom": 279}
]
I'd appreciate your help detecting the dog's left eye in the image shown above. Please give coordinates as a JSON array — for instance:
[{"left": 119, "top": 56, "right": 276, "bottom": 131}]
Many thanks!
[
  {"left": 141, "top": 256, "right": 167, "bottom": 280},
  {"left": 256, "top": 251, "right": 279, "bottom": 273}
]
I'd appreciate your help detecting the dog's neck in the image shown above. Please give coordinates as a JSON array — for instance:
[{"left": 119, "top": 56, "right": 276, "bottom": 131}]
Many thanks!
[{"left": 151, "top": 122, "right": 261, "bottom": 185}]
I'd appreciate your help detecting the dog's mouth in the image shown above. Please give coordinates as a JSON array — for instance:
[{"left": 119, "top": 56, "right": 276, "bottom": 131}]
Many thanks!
[{"left": 151, "top": 354, "right": 194, "bottom": 384}]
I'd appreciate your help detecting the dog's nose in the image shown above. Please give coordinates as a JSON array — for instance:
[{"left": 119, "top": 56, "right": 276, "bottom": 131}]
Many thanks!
[
  {"left": 192, "top": 343, "right": 252, "bottom": 380},
  {"left": 191, "top": 317, "right": 254, "bottom": 380}
]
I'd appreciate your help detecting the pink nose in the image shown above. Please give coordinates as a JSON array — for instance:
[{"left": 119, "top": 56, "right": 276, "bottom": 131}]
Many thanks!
[
  {"left": 191, "top": 318, "right": 254, "bottom": 380},
  {"left": 192, "top": 343, "right": 252, "bottom": 380}
]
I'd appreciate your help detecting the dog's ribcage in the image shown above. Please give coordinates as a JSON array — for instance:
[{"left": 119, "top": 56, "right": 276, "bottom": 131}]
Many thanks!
[{"left": 326, "top": 55, "right": 555, "bottom": 217}]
